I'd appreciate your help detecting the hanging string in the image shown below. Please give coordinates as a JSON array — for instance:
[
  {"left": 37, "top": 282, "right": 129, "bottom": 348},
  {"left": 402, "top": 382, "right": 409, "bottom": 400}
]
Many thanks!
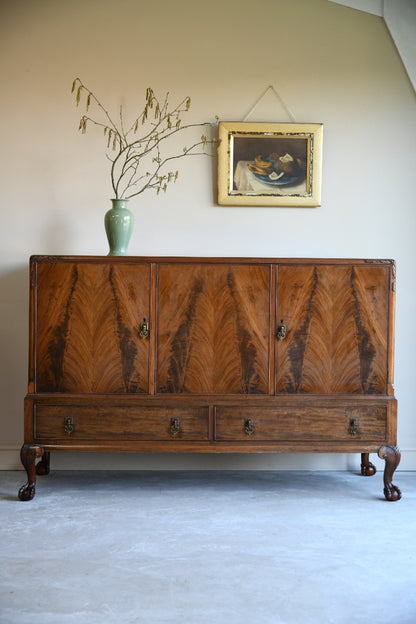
[{"left": 242, "top": 85, "right": 296, "bottom": 122}]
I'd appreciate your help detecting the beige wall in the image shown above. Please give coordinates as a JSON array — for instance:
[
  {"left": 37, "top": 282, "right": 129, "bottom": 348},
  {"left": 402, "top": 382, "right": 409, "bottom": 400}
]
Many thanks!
[{"left": 1, "top": 0, "right": 415, "bottom": 470}]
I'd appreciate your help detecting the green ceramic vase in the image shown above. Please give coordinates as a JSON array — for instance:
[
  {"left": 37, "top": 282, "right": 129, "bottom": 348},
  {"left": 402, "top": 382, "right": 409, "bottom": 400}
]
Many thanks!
[{"left": 104, "top": 199, "right": 134, "bottom": 256}]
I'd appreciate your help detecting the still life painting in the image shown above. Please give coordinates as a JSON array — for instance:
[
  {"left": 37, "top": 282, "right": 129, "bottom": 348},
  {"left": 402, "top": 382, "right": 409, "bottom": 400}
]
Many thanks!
[{"left": 217, "top": 122, "right": 323, "bottom": 207}]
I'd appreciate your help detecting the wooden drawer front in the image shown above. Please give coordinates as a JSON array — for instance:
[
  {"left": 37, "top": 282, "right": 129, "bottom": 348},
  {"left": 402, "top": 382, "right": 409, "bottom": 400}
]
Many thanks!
[
  {"left": 35, "top": 405, "right": 209, "bottom": 441},
  {"left": 215, "top": 406, "right": 387, "bottom": 441}
]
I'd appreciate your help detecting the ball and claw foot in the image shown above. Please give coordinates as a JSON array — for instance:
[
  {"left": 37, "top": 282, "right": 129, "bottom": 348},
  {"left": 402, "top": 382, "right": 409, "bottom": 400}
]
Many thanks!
[
  {"left": 378, "top": 445, "right": 402, "bottom": 502},
  {"left": 361, "top": 453, "right": 377, "bottom": 476},
  {"left": 383, "top": 483, "right": 402, "bottom": 502},
  {"left": 18, "top": 483, "right": 36, "bottom": 501},
  {"left": 18, "top": 444, "right": 46, "bottom": 501}
]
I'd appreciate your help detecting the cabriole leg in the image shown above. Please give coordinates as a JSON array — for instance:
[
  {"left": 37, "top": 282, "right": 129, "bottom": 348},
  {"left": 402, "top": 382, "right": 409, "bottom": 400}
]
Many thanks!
[
  {"left": 18, "top": 444, "right": 45, "bottom": 501},
  {"left": 36, "top": 450, "right": 51, "bottom": 476},
  {"left": 361, "top": 452, "right": 377, "bottom": 476},
  {"left": 378, "top": 445, "right": 402, "bottom": 501}
]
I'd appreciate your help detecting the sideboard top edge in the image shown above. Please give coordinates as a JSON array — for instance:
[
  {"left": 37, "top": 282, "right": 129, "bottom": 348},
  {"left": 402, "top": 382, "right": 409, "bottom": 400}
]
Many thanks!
[{"left": 29, "top": 255, "right": 396, "bottom": 266}]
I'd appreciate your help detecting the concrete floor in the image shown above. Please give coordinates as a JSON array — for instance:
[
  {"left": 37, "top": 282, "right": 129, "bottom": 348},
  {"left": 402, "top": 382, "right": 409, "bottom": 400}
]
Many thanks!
[{"left": 1, "top": 470, "right": 415, "bottom": 624}]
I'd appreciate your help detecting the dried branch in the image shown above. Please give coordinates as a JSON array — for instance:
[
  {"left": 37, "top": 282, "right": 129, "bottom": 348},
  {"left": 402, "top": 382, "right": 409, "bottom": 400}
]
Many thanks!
[{"left": 72, "top": 78, "right": 218, "bottom": 199}]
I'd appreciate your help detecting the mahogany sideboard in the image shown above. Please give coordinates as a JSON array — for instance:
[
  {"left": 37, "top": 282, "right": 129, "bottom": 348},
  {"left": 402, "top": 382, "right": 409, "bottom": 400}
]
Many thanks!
[{"left": 19, "top": 256, "right": 401, "bottom": 501}]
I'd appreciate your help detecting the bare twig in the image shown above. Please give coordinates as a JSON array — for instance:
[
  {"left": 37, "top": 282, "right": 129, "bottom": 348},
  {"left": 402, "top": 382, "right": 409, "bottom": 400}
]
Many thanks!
[{"left": 72, "top": 78, "right": 218, "bottom": 199}]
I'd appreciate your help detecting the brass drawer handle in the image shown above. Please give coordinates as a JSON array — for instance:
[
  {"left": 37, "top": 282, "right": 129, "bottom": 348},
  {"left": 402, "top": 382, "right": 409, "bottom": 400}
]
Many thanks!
[
  {"left": 170, "top": 417, "right": 180, "bottom": 436},
  {"left": 64, "top": 417, "right": 74, "bottom": 436},
  {"left": 349, "top": 418, "right": 358, "bottom": 436},
  {"left": 244, "top": 418, "right": 255, "bottom": 435}
]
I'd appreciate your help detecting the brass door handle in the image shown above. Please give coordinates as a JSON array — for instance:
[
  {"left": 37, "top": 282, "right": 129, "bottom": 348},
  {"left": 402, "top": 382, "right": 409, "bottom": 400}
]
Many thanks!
[
  {"left": 139, "top": 318, "right": 149, "bottom": 339},
  {"left": 277, "top": 320, "right": 287, "bottom": 340}
]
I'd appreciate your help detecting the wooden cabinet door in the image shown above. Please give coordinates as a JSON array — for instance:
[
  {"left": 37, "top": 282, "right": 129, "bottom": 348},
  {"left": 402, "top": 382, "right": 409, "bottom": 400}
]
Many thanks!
[
  {"left": 156, "top": 263, "right": 270, "bottom": 394},
  {"left": 275, "top": 264, "right": 391, "bottom": 394},
  {"left": 34, "top": 261, "right": 150, "bottom": 393}
]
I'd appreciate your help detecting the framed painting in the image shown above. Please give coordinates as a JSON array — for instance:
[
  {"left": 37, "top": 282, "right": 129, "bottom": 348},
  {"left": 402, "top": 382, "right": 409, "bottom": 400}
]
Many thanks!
[{"left": 217, "top": 121, "right": 323, "bottom": 207}]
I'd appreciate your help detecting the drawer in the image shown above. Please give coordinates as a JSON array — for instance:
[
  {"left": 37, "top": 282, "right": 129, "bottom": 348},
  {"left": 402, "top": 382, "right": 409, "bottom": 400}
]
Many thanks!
[
  {"left": 215, "top": 405, "right": 387, "bottom": 442},
  {"left": 35, "top": 405, "right": 209, "bottom": 441}
]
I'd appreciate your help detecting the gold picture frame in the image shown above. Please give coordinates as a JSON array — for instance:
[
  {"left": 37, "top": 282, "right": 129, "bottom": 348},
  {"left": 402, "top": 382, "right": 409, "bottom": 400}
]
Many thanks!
[{"left": 217, "top": 121, "right": 323, "bottom": 207}]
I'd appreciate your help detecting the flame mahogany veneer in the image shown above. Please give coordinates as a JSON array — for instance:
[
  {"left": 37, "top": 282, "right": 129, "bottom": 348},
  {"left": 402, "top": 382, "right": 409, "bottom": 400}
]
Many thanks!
[{"left": 19, "top": 256, "right": 401, "bottom": 501}]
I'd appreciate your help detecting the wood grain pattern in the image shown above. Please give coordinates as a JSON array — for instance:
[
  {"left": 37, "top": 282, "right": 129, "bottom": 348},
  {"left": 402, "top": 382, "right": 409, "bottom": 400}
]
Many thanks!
[
  {"left": 35, "top": 262, "right": 150, "bottom": 393},
  {"left": 35, "top": 404, "right": 209, "bottom": 440},
  {"left": 215, "top": 405, "right": 387, "bottom": 441},
  {"left": 275, "top": 265, "right": 389, "bottom": 394},
  {"left": 156, "top": 264, "right": 270, "bottom": 394}
]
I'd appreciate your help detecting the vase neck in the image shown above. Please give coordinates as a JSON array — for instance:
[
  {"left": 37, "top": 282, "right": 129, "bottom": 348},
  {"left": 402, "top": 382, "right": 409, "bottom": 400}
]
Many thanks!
[{"left": 111, "top": 198, "right": 129, "bottom": 210}]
